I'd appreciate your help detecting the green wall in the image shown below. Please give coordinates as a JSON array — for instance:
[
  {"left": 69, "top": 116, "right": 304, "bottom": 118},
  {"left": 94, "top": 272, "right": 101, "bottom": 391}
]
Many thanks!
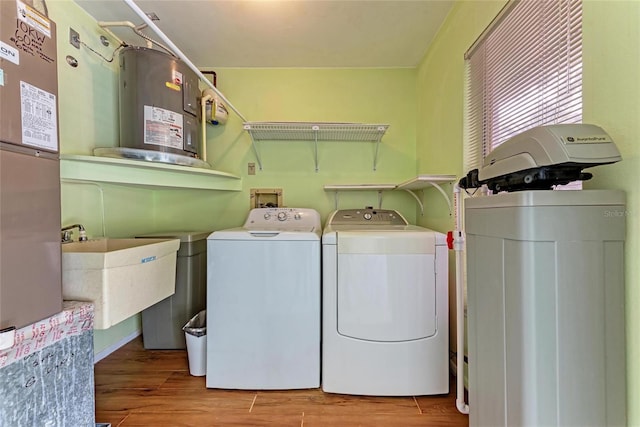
[
  {"left": 415, "top": 0, "right": 640, "bottom": 424},
  {"left": 582, "top": 1, "right": 640, "bottom": 424},
  {"left": 158, "top": 67, "right": 421, "bottom": 232},
  {"left": 48, "top": 2, "right": 639, "bottom": 421},
  {"left": 414, "top": 0, "right": 506, "bottom": 380},
  {"left": 50, "top": 1, "right": 419, "bottom": 356}
]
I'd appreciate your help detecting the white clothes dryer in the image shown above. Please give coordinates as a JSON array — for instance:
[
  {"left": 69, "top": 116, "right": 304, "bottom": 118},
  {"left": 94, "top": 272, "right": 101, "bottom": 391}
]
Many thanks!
[
  {"left": 206, "top": 208, "right": 321, "bottom": 389},
  {"left": 322, "top": 208, "right": 449, "bottom": 396}
]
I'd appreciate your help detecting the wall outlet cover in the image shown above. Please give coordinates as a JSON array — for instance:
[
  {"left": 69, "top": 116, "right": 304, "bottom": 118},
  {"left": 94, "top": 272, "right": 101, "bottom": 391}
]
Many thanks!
[{"left": 69, "top": 28, "right": 80, "bottom": 49}]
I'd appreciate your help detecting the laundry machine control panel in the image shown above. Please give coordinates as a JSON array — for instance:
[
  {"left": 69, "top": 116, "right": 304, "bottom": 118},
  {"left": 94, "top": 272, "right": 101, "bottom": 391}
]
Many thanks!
[
  {"left": 244, "top": 208, "right": 321, "bottom": 230},
  {"left": 328, "top": 208, "right": 408, "bottom": 226}
]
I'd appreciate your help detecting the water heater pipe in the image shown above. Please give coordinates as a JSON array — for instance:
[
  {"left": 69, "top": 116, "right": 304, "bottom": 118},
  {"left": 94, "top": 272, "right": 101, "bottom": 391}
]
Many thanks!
[
  {"left": 200, "top": 92, "right": 214, "bottom": 163},
  {"left": 121, "top": 0, "right": 248, "bottom": 123},
  {"left": 453, "top": 183, "right": 470, "bottom": 415},
  {"left": 97, "top": 21, "right": 161, "bottom": 51}
]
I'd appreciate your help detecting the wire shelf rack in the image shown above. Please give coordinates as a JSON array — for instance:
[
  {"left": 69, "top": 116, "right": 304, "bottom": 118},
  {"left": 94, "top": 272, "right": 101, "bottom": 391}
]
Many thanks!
[
  {"left": 243, "top": 122, "right": 388, "bottom": 142},
  {"left": 243, "top": 122, "right": 389, "bottom": 171}
]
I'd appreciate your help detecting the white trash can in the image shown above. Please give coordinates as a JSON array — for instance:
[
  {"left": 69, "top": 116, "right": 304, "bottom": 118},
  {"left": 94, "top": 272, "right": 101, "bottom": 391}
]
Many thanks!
[{"left": 182, "top": 310, "right": 206, "bottom": 376}]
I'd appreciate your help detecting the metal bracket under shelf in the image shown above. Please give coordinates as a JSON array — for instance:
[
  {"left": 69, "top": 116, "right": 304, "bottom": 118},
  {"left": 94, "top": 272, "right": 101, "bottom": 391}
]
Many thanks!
[
  {"left": 396, "top": 175, "right": 457, "bottom": 216},
  {"left": 324, "top": 175, "right": 457, "bottom": 215},
  {"left": 244, "top": 122, "right": 389, "bottom": 172}
]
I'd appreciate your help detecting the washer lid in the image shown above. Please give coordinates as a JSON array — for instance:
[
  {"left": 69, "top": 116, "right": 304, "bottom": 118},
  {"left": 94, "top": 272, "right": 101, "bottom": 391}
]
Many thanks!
[{"left": 209, "top": 228, "right": 320, "bottom": 241}]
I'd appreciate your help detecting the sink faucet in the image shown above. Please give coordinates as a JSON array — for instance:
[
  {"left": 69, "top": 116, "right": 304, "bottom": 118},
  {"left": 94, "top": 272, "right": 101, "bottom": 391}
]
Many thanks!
[{"left": 61, "top": 224, "right": 87, "bottom": 243}]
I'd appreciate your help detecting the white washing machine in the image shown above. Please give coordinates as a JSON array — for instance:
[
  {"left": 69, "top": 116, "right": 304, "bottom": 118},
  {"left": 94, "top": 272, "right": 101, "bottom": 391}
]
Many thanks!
[
  {"left": 322, "top": 208, "right": 449, "bottom": 396},
  {"left": 206, "top": 207, "right": 321, "bottom": 389}
]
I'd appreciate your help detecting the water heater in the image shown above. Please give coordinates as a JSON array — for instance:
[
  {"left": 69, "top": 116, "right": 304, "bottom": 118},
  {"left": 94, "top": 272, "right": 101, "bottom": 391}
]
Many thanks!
[{"left": 118, "top": 46, "right": 201, "bottom": 159}]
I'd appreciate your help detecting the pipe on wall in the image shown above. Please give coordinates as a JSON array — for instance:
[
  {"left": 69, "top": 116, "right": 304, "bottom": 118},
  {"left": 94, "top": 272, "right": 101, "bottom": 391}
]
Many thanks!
[{"left": 121, "top": 0, "right": 247, "bottom": 123}]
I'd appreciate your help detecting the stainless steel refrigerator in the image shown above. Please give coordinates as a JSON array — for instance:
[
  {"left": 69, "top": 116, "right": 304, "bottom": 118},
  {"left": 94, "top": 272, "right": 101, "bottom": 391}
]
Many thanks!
[{"left": 0, "top": 0, "right": 62, "bottom": 331}]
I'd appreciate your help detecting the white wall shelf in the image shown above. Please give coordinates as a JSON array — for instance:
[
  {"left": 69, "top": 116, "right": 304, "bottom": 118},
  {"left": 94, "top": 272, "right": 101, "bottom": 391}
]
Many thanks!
[
  {"left": 323, "top": 184, "right": 397, "bottom": 191},
  {"left": 244, "top": 122, "right": 389, "bottom": 172},
  {"left": 324, "top": 174, "right": 457, "bottom": 214},
  {"left": 397, "top": 175, "right": 457, "bottom": 215},
  {"left": 60, "top": 154, "right": 242, "bottom": 191}
]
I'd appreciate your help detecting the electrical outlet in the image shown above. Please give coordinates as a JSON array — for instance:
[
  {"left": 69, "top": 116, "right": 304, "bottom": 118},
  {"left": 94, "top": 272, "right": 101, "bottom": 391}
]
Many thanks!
[
  {"left": 248, "top": 162, "right": 256, "bottom": 175},
  {"left": 69, "top": 28, "right": 80, "bottom": 49}
]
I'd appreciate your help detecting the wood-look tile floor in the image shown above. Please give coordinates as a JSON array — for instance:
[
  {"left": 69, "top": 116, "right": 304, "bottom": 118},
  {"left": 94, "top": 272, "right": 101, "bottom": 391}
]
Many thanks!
[{"left": 95, "top": 337, "right": 469, "bottom": 426}]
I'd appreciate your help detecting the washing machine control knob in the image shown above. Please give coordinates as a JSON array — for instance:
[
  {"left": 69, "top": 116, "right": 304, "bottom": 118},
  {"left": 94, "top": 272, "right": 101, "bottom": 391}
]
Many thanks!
[
  {"left": 363, "top": 212, "right": 373, "bottom": 220},
  {"left": 277, "top": 211, "right": 288, "bottom": 221},
  {"left": 263, "top": 213, "right": 271, "bottom": 220},
  {"left": 294, "top": 213, "right": 302, "bottom": 220}
]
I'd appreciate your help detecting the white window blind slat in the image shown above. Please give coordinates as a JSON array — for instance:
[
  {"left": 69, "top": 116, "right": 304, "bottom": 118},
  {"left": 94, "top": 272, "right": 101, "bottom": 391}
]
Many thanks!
[{"left": 463, "top": 0, "right": 583, "bottom": 185}]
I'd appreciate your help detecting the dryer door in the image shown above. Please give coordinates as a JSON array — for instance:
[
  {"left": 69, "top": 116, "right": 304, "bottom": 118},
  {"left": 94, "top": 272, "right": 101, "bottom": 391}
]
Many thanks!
[{"left": 336, "top": 231, "right": 437, "bottom": 342}]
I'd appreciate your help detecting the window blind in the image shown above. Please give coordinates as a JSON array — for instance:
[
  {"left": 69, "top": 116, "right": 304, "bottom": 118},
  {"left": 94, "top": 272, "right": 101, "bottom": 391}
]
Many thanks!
[{"left": 463, "top": 0, "right": 582, "bottom": 175}]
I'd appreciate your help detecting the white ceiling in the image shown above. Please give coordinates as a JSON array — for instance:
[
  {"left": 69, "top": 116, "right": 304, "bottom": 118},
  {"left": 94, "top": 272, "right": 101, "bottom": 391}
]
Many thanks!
[{"left": 73, "top": 0, "right": 454, "bottom": 68}]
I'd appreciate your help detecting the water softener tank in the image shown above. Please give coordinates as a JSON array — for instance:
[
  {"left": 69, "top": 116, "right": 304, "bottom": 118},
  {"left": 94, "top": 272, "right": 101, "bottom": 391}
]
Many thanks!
[
  {"left": 118, "top": 46, "right": 201, "bottom": 159},
  {"left": 465, "top": 190, "right": 626, "bottom": 427}
]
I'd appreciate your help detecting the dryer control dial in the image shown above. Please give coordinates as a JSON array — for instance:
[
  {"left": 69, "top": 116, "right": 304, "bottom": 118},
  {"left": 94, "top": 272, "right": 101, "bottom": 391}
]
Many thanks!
[
  {"left": 263, "top": 213, "right": 271, "bottom": 220},
  {"left": 277, "top": 211, "right": 288, "bottom": 221},
  {"left": 363, "top": 212, "right": 373, "bottom": 220}
]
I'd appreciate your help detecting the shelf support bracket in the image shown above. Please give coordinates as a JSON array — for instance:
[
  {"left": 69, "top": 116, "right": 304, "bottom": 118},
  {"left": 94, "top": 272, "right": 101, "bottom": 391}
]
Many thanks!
[
  {"left": 404, "top": 182, "right": 451, "bottom": 216},
  {"left": 401, "top": 183, "right": 453, "bottom": 216},
  {"left": 403, "top": 189, "right": 425, "bottom": 216},
  {"left": 429, "top": 182, "right": 453, "bottom": 215},
  {"left": 373, "top": 126, "right": 385, "bottom": 171},
  {"left": 313, "top": 125, "right": 319, "bottom": 172},
  {"left": 243, "top": 125, "right": 263, "bottom": 171}
]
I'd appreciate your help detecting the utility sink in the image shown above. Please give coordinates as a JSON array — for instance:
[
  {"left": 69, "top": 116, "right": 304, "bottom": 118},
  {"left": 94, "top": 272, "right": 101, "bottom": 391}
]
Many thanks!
[{"left": 62, "top": 238, "right": 180, "bottom": 329}]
